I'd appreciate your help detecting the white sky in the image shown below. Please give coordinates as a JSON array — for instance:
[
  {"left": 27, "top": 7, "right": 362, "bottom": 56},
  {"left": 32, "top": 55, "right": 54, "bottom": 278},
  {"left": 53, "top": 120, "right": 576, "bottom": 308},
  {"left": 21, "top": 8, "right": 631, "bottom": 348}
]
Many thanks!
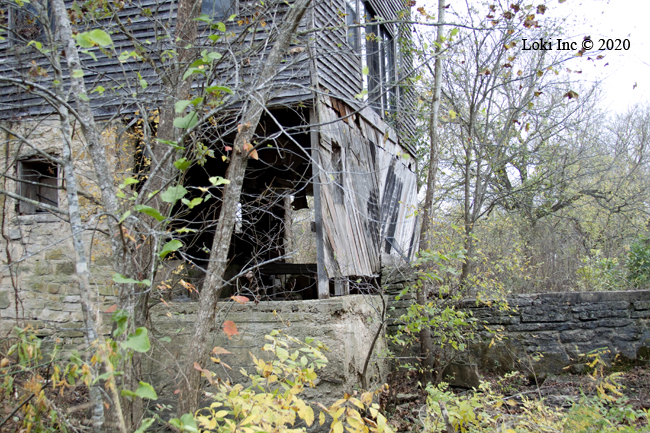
[{"left": 547, "top": 0, "right": 650, "bottom": 113}]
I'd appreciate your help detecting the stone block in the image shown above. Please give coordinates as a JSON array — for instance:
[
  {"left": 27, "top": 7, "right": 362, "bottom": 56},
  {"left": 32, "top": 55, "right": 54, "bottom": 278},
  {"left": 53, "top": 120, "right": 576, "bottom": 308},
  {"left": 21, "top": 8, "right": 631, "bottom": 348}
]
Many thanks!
[
  {"left": 560, "top": 329, "right": 596, "bottom": 343},
  {"left": 45, "top": 249, "right": 66, "bottom": 260},
  {"left": 0, "top": 291, "right": 10, "bottom": 309},
  {"left": 572, "top": 301, "right": 629, "bottom": 312},
  {"left": 55, "top": 262, "right": 76, "bottom": 275},
  {"left": 98, "top": 286, "right": 117, "bottom": 296},
  {"left": 442, "top": 363, "right": 480, "bottom": 389},
  {"left": 40, "top": 309, "right": 71, "bottom": 322},
  {"left": 8, "top": 229, "right": 21, "bottom": 240},
  {"left": 578, "top": 309, "right": 629, "bottom": 321},
  {"left": 508, "top": 322, "right": 572, "bottom": 332},
  {"left": 634, "top": 301, "right": 650, "bottom": 311},
  {"left": 47, "top": 283, "right": 62, "bottom": 294},
  {"left": 520, "top": 306, "right": 572, "bottom": 323},
  {"left": 631, "top": 310, "right": 650, "bottom": 319},
  {"left": 33, "top": 261, "right": 50, "bottom": 276}
]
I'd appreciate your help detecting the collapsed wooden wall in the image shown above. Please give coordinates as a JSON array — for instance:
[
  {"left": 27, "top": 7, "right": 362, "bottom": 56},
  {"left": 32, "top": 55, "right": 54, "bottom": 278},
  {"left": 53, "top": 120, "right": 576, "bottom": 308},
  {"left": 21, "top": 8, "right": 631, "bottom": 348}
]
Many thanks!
[{"left": 316, "top": 95, "right": 418, "bottom": 279}]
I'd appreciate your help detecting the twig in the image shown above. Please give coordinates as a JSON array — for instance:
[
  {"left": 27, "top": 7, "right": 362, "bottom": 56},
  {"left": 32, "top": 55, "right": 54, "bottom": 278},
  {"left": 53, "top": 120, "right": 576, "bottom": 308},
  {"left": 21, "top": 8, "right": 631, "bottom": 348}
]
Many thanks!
[
  {"left": 438, "top": 401, "right": 454, "bottom": 433},
  {"left": 0, "top": 392, "right": 35, "bottom": 428}
]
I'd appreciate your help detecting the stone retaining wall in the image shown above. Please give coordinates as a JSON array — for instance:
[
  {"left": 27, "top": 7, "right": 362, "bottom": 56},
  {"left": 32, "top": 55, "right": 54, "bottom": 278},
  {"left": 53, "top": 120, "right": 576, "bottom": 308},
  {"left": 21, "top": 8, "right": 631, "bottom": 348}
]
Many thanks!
[{"left": 462, "top": 290, "right": 650, "bottom": 373}]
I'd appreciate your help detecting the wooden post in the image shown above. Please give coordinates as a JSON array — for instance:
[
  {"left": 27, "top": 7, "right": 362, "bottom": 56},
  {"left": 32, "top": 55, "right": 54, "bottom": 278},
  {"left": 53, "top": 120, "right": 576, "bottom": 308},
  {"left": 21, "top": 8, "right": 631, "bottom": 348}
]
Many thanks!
[{"left": 310, "top": 107, "right": 330, "bottom": 299}]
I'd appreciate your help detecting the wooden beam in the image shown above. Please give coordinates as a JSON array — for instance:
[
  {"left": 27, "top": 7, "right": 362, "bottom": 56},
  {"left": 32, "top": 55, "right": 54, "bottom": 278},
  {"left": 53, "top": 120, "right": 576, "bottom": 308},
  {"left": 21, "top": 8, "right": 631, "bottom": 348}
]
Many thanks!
[{"left": 310, "top": 107, "right": 330, "bottom": 299}]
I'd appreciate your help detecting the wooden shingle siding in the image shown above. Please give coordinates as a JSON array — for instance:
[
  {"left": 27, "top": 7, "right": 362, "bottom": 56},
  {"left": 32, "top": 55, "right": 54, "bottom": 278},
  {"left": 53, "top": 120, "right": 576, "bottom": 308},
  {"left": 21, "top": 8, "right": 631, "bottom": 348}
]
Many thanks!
[
  {"left": 0, "top": 0, "right": 313, "bottom": 119},
  {"left": 310, "top": 0, "right": 363, "bottom": 104}
]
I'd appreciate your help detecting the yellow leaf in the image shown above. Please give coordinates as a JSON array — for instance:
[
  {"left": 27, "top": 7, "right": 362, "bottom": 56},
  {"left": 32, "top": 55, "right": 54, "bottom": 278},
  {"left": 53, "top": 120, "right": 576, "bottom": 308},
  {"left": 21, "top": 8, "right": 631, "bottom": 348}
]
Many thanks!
[
  {"left": 332, "top": 420, "right": 344, "bottom": 433},
  {"left": 319, "top": 411, "right": 326, "bottom": 426},
  {"left": 299, "top": 404, "right": 314, "bottom": 426},
  {"left": 360, "top": 392, "right": 373, "bottom": 406},
  {"left": 349, "top": 397, "right": 364, "bottom": 410},
  {"left": 377, "top": 413, "right": 387, "bottom": 433}
]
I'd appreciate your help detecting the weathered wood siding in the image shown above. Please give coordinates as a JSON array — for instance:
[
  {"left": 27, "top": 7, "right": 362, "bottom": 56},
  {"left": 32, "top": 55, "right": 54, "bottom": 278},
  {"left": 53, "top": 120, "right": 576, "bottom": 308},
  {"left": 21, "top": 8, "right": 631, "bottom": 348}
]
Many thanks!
[
  {"left": 0, "top": 0, "right": 312, "bottom": 119},
  {"left": 316, "top": 95, "right": 417, "bottom": 278}
]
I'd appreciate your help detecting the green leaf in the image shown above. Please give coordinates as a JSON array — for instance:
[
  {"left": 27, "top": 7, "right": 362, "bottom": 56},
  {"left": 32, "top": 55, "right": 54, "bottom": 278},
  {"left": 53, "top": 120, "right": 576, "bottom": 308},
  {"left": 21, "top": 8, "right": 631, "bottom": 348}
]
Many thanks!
[
  {"left": 27, "top": 40, "right": 42, "bottom": 50},
  {"left": 78, "top": 93, "right": 90, "bottom": 101},
  {"left": 72, "top": 69, "right": 84, "bottom": 78},
  {"left": 92, "top": 86, "right": 105, "bottom": 94},
  {"left": 173, "top": 111, "right": 198, "bottom": 129},
  {"left": 155, "top": 138, "right": 184, "bottom": 151},
  {"left": 118, "top": 210, "right": 131, "bottom": 223},
  {"left": 161, "top": 185, "right": 188, "bottom": 204},
  {"left": 112, "top": 273, "right": 151, "bottom": 286},
  {"left": 176, "top": 227, "right": 197, "bottom": 234},
  {"left": 276, "top": 347, "right": 289, "bottom": 361},
  {"left": 362, "top": 66, "right": 369, "bottom": 75},
  {"left": 207, "top": 51, "right": 222, "bottom": 60},
  {"left": 186, "top": 197, "right": 202, "bottom": 209},
  {"left": 195, "top": 13, "right": 213, "bottom": 23},
  {"left": 75, "top": 33, "right": 94, "bottom": 48},
  {"left": 88, "top": 29, "right": 113, "bottom": 47},
  {"left": 159, "top": 239, "right": 183, "bottom": 259},
  {"left": 121, "top": 389, "right": 138, "bottom": 398},
  {"left": 174, "top": 158, "right": 191, "bottom": 171},
  {"left": 123, "top": 327, "right": 151, "bottom": 353},
  {"left": 135, "top": 381, "right": 158, "bottom": 400},
  {"left": 175, "top": 100, "right": 192, "bottom": 114},
  {"left": 139, "top": 79, "right": 148, "bottom": 89},
  {"left": 206, "top": 85, "right": 233, "bottom": 95},
  {"left": 182, "top": 67, "right": 205, "bottom": 81},
  {"left": 133, "top": 205, "right": 166, "bottom": 222},
  {"left": 180, "top": 414, "right": 198, "bottom": 432},
  {"left": 209, "top": 176, "right": 230, "bottom": 186},
  {"left": 159, "top": 336, "right": 172, "bottom": 343},
  {"left": 82, "top": 49, "right": 97, "bottom": 61},
  {"left": 134, "top": 418, "right": 155, "bottom": 433},
  {"left": 111, "top": 309, "right": 129, "bottom": 337},
  {"left": 119, "top": 177, "right": 139, "bottom": 188},
  {"left": 217, "top": 22, "right": 226, "bottom": 32}
]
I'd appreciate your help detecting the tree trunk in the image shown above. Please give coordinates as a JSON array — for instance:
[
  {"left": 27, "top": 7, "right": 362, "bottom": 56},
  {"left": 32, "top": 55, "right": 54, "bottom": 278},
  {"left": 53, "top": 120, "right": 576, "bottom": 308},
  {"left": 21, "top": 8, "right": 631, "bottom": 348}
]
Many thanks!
[
  {"left": 177, "top": 0, "right": 312, "bottom": 414},
  {"left": 418, "top": 0, "right": 445, "bottom": 250},
  {"left": 417, "top": 0, "right": 445, "bottom": 385}
]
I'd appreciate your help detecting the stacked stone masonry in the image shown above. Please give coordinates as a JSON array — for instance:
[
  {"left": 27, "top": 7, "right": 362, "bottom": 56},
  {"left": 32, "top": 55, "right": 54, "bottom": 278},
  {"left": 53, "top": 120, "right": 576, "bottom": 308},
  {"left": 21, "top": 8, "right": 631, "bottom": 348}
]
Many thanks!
[{"left": 461, "top": 290, "right": 650, "bottom": 373}]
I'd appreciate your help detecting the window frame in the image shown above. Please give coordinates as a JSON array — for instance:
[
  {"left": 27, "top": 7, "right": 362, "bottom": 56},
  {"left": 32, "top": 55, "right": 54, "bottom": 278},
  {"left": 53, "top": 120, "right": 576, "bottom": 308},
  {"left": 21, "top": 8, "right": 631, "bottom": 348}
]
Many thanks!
[
  {"left": 16, "top": 158, "right": 60, "bottom": 215},
  {"left": 347, "top": 0, "right": 399, "bottom": 118},
  {"left": 9, "top": 2, "right": 56, "bottom": 46}
]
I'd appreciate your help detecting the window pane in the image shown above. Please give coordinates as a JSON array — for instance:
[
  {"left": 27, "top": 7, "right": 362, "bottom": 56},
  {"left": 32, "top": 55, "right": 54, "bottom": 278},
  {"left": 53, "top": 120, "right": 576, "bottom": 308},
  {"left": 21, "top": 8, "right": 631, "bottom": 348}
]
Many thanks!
[
  {"left": 346, "top": 0, "right": 358, "bottom": 50},
  {"left": 201, "top": 0, "right": 233, "bottom": 20}
]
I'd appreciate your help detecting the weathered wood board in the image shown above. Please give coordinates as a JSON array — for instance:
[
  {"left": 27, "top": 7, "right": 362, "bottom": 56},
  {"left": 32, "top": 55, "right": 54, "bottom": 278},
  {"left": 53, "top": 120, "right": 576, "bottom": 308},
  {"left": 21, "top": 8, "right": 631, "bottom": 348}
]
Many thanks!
[{"left": 315, "top": 94, "right": 417, "bottom": 279}]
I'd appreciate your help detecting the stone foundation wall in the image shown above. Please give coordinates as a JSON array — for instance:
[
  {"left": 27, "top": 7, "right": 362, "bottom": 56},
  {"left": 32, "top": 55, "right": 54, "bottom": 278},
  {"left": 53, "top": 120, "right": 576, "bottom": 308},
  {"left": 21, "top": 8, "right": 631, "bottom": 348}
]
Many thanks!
[
  {"left": 0, "top": 120, "right": 117, "bottom": 345},
  {"left": 463, "top": 290, "right": 650, "bottom": 373},
  {"left": 145, "top": 295, "right": 389, "bottom": 406}
]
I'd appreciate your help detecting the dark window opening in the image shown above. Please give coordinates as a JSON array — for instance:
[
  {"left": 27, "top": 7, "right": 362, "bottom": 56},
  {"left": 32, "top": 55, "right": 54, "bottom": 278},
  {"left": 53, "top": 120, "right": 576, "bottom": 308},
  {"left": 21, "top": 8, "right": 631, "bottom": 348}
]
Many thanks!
[
  {"left": 17, "top": 158, "right": 58, "bottom": 214},
  {"left": 359, "top": 1, "right": 397, "bottom": 118},
  {"left": 201, "top": 0, "right": 236, "bottom": 21},
  {"left": 332, "top": 142, "right": 344, "bottom": 204},
  {"left": 345, "top": 0, "right": 359, "bottom": 50},
  {"left": 11, "top": 3, "right": 55, "bottom": 44}
]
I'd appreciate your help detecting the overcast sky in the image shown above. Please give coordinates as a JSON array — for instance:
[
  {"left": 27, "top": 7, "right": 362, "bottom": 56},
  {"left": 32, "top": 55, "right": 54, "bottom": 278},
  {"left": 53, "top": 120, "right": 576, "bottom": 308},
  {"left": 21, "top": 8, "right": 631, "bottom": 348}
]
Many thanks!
[{"left": 547, "top": 0, "right": 650, "bottom": 113}]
